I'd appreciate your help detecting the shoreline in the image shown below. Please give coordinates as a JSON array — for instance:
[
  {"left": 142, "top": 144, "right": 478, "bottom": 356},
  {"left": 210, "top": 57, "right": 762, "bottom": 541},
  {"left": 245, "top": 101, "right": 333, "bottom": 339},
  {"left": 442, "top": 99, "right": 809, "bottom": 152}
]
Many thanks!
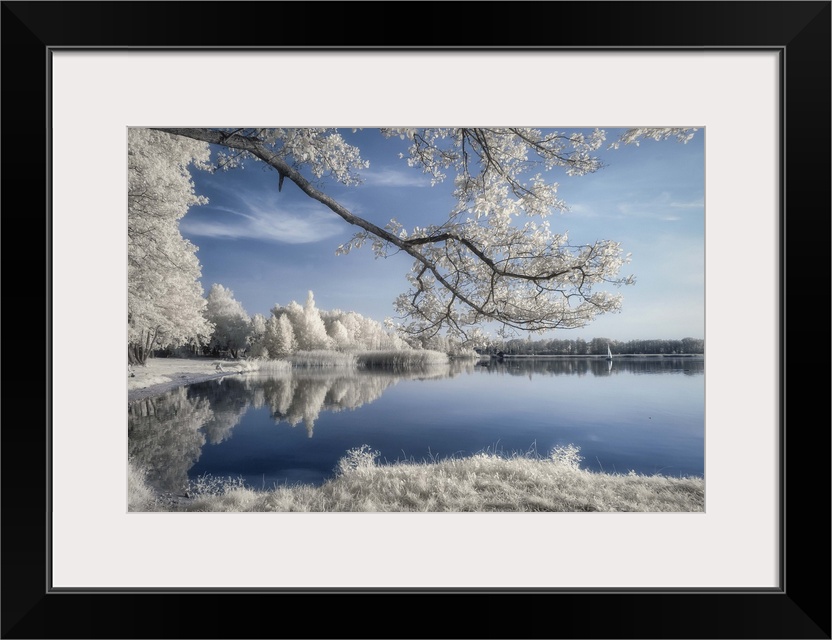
[
  {"left": 484, "top": 353, "right": 705, "bottom": 359},
  {"left": 127, "top": 357, "right": 253, "bottom": 403},
  {"left": 128, "top": 356, "right": 704, "bottom": 512},
  {"left": 126, "top": 353, "right": 705, "bottom": 403},
  {"left": 128, "top": 371, "right": 242, "bottom": 403}
]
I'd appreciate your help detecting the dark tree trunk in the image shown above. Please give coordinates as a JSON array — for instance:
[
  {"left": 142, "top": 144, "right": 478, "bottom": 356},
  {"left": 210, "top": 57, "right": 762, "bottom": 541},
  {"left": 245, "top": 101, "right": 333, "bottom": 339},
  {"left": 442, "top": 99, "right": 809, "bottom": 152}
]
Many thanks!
[{"left": 128, "top": 344, "right": 147, "bottom": 365}]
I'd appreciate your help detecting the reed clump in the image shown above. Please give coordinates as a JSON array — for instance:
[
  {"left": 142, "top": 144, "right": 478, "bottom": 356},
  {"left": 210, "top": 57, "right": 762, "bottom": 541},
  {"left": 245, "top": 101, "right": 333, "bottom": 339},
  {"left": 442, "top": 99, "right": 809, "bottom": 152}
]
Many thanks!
[
  {"left": 286, "top": 351, "right": 359, "bottom": 368},
  {"left": 247, "top": 358, "right": 292, "bottom": 373},
  {"left": 270, "top": 349, "right": 451, "bottom": 371},
  {"left": 356, "top": 349, "right": 449, "bottom": 370}
]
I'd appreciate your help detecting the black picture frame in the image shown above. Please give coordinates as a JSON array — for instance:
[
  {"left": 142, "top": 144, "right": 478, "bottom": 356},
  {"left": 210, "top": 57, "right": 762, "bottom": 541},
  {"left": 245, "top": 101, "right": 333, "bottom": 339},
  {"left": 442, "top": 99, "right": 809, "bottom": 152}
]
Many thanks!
[{"left": 3, "top": 2, "right": 829, "bottom": 638}]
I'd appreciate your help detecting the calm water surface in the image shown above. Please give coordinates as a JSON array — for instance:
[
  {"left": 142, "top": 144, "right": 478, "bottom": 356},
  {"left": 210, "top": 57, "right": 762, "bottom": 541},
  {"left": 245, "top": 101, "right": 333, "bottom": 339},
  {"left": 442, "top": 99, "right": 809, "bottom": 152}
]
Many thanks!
[{"left": 128, "top": 357, "right": 704, "bottom": 492}]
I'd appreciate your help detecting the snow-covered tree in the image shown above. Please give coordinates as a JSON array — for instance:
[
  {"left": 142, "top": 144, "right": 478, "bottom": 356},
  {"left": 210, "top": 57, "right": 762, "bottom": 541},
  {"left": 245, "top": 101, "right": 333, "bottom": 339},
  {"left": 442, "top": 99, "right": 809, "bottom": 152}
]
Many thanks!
[
  {"left": 302, "top": 291, "right": 333, "bottom": 351},
  {"left": 321, "top": 308, "right": 405, "bottom": 352},
  {"left": 128, "top": 128, "right": 213, "bottom": 365},
  {"left": 247, "top": 313, "right": 269, "bottom": 358},
  {"left": 279, "top": 291, "right": 332, "bottom": 352},
  {"left": 204, "top": 284, "right": 251, "bottom": 358},
  {"left": 326, "top": 318, "right": 353, "bottom": 351},
  {"left": 153, "top": 127, "right": 696, "bottom": 341},
  {"left": 263, "top": 313, "right": 296, "bottom": 358},
  {"left": 337, "top": 311, "right": 363, "bottom": 345}
]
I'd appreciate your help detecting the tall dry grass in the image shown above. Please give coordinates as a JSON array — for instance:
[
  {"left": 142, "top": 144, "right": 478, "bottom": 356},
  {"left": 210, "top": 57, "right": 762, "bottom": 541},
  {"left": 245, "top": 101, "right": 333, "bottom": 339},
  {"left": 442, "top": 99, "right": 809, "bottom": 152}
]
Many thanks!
[
  {"left": 127, "top": 459, "right": 158, "bottom": 511},
  {"left": 356, "top": 349, "right": 449, "bottom": 369},
  {"left": 249, "top": 358, "right": 292, "bottom": 373},
  {"left": 287, "top": 351, "right": 359, "bottom": 368},
  {"left": 130, "top": 445, "right": 704, "bottom": 513},
  {"left": 283, "top": 349, "right": 450, "bottom": 370}
]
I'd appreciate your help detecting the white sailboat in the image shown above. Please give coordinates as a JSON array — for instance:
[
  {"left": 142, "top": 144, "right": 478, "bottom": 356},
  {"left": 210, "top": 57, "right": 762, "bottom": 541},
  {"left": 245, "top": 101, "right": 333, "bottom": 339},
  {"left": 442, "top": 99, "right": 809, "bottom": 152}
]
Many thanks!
[{"left": 605, "top": 345, "right": 613, "bottom": 361}]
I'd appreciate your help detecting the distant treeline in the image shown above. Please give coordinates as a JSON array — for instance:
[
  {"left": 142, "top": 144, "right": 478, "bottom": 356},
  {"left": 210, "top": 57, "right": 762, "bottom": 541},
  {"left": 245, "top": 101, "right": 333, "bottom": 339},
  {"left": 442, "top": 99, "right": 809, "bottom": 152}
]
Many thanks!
[{"left": 478, "top": 337, "right": 704, "bottom": 356}]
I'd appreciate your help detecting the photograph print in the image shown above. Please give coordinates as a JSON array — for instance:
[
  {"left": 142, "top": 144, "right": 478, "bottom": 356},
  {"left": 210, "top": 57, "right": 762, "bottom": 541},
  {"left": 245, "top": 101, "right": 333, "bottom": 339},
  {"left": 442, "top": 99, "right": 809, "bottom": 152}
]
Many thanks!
[{"left": 127, "top": 126, "right": 705, "bottom": 513}]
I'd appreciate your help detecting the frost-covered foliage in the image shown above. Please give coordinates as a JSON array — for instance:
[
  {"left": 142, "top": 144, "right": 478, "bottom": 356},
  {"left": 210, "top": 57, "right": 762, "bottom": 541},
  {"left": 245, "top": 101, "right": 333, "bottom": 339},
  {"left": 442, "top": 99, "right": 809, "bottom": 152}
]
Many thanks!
[
  {"left": 405, "top": 332, "right": 482, "bottom": 357},
  {"left": 154, "top": 127, "right": 697, "bottom": 341},
  {"left": 267, "top": 314, "right": 298, "bottom": 358},
  {"left": 549, "top": 444, "right": 584, "bottom": 469},
  {"left": 204, "top": 284, "right": 251, "bottom": 357},
  {"left": 212, "top": 128, "right": 368, "bottom": 184},
  {"left": 336, "top": 444, "right": 381, "bottom": 475},
  {"left": 282, "top": 292, "right": 333, "bottom": 352},
  {"left": 321, "top": 308, "right": 408, "bottom": 352},
  {"left": 607, "top": 128, "right": 696, "bottom": 149},
  {"left": 127, "top": 459, "right": 157, "bottom": 511},
  {"left": 171, "top": 444, "right": 704, "bottom": 513},
  {"left": 128, "top": 129, "right": 214, "bottom": 364},
  {"left": 249, "top": 290, "right": 407, "bottom": 356},
  {"left": 247, "top": 313, "right": 269, "bottom": 358}
]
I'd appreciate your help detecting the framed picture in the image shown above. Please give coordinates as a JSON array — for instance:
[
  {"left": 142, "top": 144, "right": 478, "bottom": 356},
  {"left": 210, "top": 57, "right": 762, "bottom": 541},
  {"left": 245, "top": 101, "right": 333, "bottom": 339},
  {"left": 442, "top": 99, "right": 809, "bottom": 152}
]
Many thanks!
[{"left": 4, "top": 1, "right": 829, "bottom": 638}]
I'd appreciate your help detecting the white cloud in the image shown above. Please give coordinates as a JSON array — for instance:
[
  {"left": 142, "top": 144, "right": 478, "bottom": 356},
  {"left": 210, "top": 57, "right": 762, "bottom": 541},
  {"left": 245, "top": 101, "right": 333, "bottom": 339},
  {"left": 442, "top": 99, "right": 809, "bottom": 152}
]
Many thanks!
[
  {"left": 360, "top": 168, "right": 429, "bottom": 188},
  {"left": 616, "top": 193, "right": 703, "bottom": 220},
  {"left": 565, "top": 203, "right": 600, "bottom": 217},
  {"left": 181, "top": 200, "right": 344, "bottom": 244},
  {"left": 670, "top": 199, "right": 705, "bottom": 209}
]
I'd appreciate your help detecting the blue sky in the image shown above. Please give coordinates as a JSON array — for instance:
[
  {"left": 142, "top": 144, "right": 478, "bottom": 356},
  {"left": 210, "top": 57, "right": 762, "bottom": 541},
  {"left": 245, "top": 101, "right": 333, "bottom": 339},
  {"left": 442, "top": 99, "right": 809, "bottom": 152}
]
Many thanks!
[{"left": 179, "top": 128, "right": 704, "bottom": 342}]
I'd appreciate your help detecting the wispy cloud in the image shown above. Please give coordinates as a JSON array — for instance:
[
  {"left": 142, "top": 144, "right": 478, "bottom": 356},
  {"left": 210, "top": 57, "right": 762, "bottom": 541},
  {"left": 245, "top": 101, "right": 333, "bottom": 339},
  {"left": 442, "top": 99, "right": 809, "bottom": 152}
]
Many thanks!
[
  {"left": 181, "top": 197, "right": 344, "bottom": 244},
  {"left": 566, "top": 203, "right": 600, "bottom": 217},
  {"left": 670, "top": 199, "right": 705, "bottom": 209},
  {"left": 616, "top": 192, "right": 703, "bottom": 221},
  {"left": 361, "top": 168, "right": 429, "bottom": 188}
]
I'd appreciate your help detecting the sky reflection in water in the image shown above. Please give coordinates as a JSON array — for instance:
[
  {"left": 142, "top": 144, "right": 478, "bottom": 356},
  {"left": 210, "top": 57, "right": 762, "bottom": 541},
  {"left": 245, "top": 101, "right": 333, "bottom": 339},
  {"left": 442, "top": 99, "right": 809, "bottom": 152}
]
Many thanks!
[{"left": 128, "top": 357, "right": 704, "bottom": 492}]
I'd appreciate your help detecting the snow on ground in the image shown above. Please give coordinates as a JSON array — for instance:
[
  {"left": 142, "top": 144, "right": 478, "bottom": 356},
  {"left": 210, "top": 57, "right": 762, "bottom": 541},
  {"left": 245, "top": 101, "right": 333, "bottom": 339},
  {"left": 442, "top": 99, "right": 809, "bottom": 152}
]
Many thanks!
[{"left": 128, "top": 357, "right": 256, "bottom": 403}]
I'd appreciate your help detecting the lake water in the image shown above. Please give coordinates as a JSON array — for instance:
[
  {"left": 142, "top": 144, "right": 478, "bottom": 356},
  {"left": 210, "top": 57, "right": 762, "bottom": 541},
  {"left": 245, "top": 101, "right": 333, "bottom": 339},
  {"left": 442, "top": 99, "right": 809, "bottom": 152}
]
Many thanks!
[{"left": 128, "top": 356, "right": 704, "bottom": 493}]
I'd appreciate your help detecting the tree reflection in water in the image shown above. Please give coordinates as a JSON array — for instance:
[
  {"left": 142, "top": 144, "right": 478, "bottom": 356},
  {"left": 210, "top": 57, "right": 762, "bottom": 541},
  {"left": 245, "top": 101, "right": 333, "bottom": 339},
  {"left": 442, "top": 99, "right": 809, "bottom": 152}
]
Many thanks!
[
  {"left": 474, "top": 356, "right": 703, "bottom": 378},
  {"left": 257, "top": 366, "right": 459, "bottom": 437},
  {"left": 128, "top": 358, "right": 701, "bottom": 493},
  {"left": 127, "top": 363, "right": 468, "bottom": 491},
  {"left": 128, "top": 387, "right": 213, "bottom": 492}
]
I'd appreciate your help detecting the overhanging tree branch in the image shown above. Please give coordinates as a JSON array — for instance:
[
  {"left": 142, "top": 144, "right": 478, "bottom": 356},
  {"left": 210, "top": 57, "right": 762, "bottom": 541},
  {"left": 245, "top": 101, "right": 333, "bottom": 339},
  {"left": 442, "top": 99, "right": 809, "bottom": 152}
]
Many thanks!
[{"left": 151, "top": 127, "right": 694, "bottom": 338}]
